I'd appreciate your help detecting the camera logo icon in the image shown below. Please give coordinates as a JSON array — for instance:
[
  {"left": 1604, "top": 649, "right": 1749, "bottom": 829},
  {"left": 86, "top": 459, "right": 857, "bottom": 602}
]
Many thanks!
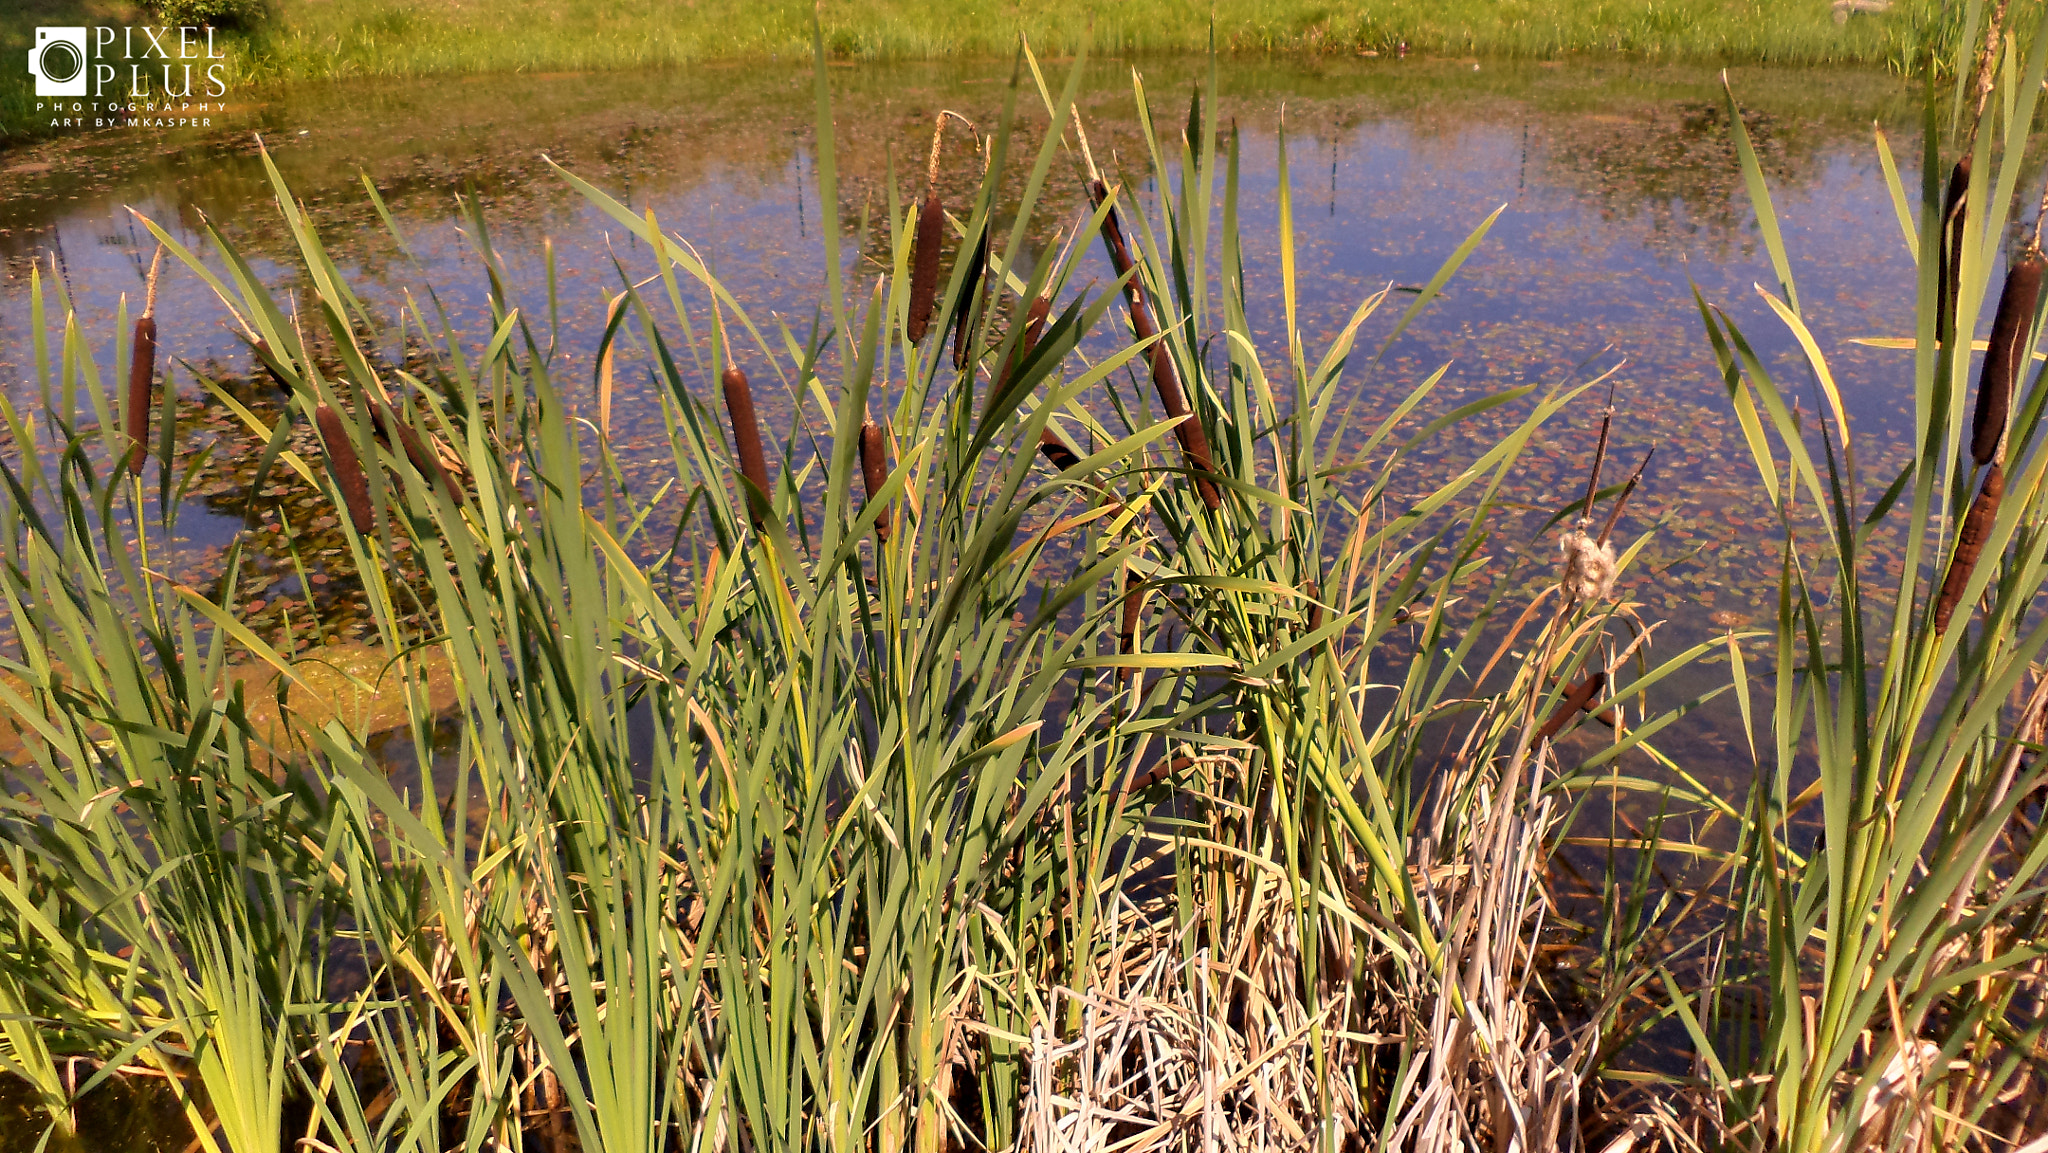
[{"left": 29, "top": 28, "right": 88, "bottom": 97}]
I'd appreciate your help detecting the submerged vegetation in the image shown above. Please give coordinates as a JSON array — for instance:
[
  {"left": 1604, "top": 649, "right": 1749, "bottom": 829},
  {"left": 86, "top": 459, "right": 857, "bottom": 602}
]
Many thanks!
[{"left": 3, "top": 5, "right": 2048, "bottom": 1151}]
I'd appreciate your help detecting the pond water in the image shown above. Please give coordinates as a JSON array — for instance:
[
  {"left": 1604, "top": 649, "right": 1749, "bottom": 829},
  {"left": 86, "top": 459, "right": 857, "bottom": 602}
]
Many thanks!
[
  {"left": 0, "top": 53, "right": 1971, "bottom": 814},
  {"left": 0, "top": 52, "right": 1984, "bottom": 1153},
  {"left": 0, "top": 56, "right": 1956, "bottom": 773}
]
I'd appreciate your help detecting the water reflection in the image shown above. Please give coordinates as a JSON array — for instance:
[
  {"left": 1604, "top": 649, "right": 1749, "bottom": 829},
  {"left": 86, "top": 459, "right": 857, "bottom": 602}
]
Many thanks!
[{"left": 0, "top": 55, "right": 1946, "bottom": 731}]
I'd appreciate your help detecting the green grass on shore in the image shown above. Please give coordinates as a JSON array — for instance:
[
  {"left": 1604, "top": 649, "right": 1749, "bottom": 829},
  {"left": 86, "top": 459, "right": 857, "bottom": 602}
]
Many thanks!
[{"left": 3, "top": 0, "right": 1947, "bottom": 149}]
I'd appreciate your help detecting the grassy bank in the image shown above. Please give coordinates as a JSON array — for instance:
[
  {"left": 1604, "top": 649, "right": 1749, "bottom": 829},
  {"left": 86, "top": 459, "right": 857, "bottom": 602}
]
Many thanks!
[
  {"left": 239, "top": 0, "right": 1942, "bottom": 77},
  {"left": 2, "top": 0, "right": 1945, "bottom": 148}
]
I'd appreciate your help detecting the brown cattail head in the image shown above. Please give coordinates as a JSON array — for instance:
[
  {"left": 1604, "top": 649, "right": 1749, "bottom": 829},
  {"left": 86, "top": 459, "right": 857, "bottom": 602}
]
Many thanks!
[
  {"left": 315, "top": 404, "right": 374, "bottom": 534},
  {"left": 124, "top": 316, "right": 156, "bottom": 475},
  {"left": 858, "top": 418, "right": 891, "bottom": 543},
  {"left": 722, "top": 365, "right": 771, "bottom": 529},
  {"left": 1086, "top": 178, "right": 1221, "bottom": 510},
  {"left": 1940, "top": 156, "right": 1972, "bottom": 348},
  {"left": 251, "top": 338, "right": 292, "bottom": 396},
  {"left": 1934, "top": 463, "right": 2006, "bottom": 634},
  {"left": 1037, "top": 427, "right": 1083, "bottom": 472},
  {"left": 369, "top": 403, "right": 460, "bottom": 501},
  {"left": 1973, "top": 251, "right": 2043, "bottom": 465},
  {"left": 907, "top": 191, "right": 943, "bottom": 345}
]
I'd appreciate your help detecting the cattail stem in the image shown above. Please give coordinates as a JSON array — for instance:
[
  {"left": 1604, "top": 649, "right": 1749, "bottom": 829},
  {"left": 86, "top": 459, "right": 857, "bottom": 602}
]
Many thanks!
[
  {"left": 722, "top": 365, "right": 771, "bottom": 530},
  {"left": 315, "top": 404, "right": 374, "bottom": 534},
  {"left": 1973, "top": 251, "right": 2042, "bottom": 465},
  {"left": 1934, "top": 463, "right": 2005, "bottom": 635},
  {"left": 1579, "top": 405, "right": 1612, "bottom": 527},
  {"left": 1596, "top": 447, "right": 1656, "bottom": 547},
  {"left": 1088, "top": 179, "right": 1222, "bottom": 510},
  {"left": 859, "top": 419, "right": 891, "bottom": 543}
]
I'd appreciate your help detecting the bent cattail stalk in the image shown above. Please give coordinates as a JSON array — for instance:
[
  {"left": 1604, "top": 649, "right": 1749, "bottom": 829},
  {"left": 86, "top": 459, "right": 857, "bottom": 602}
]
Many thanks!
[
  {"left": 315, "top": 405, "right": 373, "bottom": 534},
  {"left": 859, "top": 418, "right": 891, "bottom": 542},
  {"left": 1089, "top": 178, "right": 1221, "bottom": 509},
  {"left": 125, "top": 245, "right": 165, "bottom": 474},
  {"left": 1934, "top": 463, "right": 2005, "bottom": 634},
  {"left": 722, "top": 364, "right": 771, "bottom": 529},
  {"left": 1536, "top": 669, "right": 1607, "bottom": 744},
  {"left": 1972, "top": 250, "right": 2042, "bottom": 465}
]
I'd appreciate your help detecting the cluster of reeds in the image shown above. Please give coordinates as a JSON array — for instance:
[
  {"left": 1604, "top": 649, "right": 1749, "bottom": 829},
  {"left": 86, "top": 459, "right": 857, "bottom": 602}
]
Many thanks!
[
  {"left": 1571, "top": 4, "right": 2048, "bottom": 1149},
  {"left": 8, "top": 20, "right": 2041, "bottom": 1153}
]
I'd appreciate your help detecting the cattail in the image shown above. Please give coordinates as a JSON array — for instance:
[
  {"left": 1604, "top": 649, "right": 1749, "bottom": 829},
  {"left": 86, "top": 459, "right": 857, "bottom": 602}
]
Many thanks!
[
  {"left": 859, "top": 418, "right": 891, "bottom": 542},
  {"left": 1934, "top": 463, "right": 2006, "bottom": 634},
  {"left": 1114, "top": 753, "right": 1195, "bottom": 800},
  {"left": 907, "top": 114, "right": 955, "bottom": 346},
  {"left": 125, "top": 317, "right": 156, "bottom": 474},
  {"left": 1973, "top": 251, "right": 2042, "bottom": 465},
  {"left": 1939, "top": 156, "right": 1971, "bottom": 348},
  {"left": 995, "top": 294, "right": 1054, "bottom": 409},
  {"left": 371, "top": 403, "right": 460, "bottom": 500},
  {"left": 1038, "top": 427, "right": 1083, "bottom": 472},
  {"left": 125, "top": 245, "right": 165, "bottom": 475},
  {"left": 315, "top": 404, "right": 373, "bottom": 534},
  {"left": 1536, "top": 669, "right": 1607, "bottom": 744},
  {"left": 907, "top": 192, "right": 944, "bottom": 345},
  {"left": 1089, "top": 178, "right": 1222, "bottom": 509},
  {"left": 722, "top": 365, "right": 771, "bottom": 529}
]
